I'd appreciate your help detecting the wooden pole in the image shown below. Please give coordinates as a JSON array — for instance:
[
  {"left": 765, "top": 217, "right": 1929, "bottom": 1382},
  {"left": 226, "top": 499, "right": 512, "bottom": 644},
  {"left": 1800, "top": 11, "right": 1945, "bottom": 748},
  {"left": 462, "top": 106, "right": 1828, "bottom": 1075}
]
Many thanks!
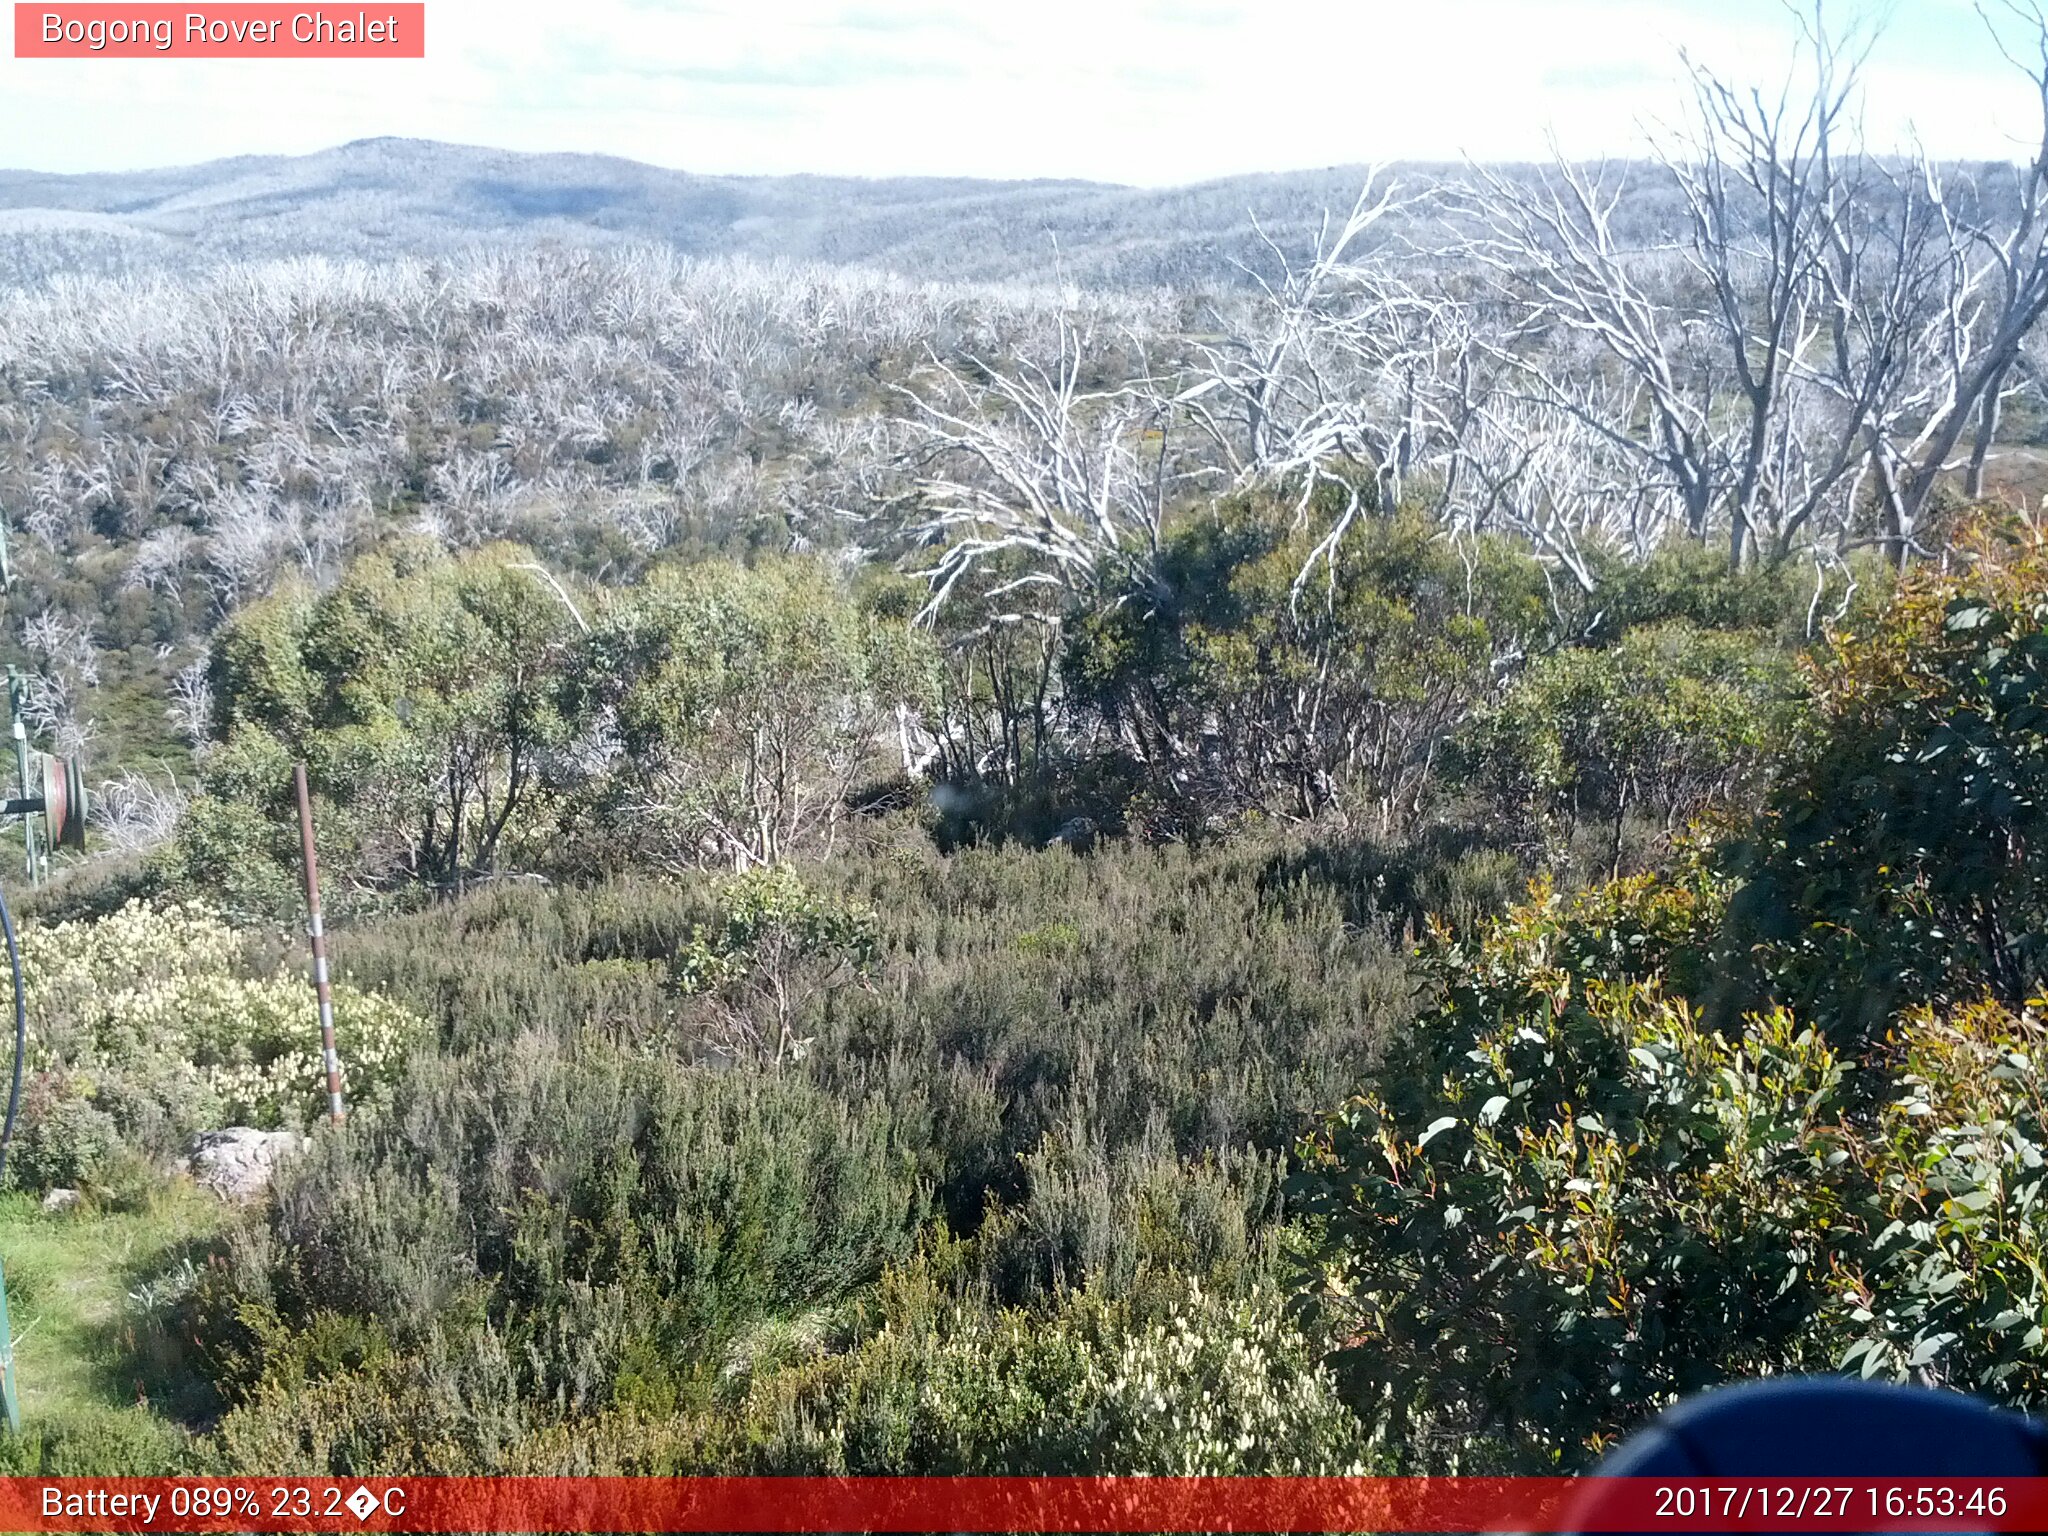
[{"left": 294, "top": 762, "right": 345, "bottom": 1127}]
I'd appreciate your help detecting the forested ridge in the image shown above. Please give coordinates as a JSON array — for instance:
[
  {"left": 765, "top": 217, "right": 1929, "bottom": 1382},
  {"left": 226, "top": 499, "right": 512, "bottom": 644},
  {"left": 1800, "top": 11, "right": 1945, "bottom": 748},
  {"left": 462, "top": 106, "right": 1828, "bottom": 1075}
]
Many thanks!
[
  {"left": 0, "top": 14, "right": 2047, "bottom": 1480},
  {"left": 0, "top": 139, "right": 1704, "bottom": 292}
]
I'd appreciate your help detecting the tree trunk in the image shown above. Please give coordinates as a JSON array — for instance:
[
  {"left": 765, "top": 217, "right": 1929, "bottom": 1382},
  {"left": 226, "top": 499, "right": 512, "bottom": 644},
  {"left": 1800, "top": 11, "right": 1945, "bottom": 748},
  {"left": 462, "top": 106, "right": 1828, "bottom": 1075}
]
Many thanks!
[{"left": 1966, "top": 372, "right": 2007, "bottom": 501}]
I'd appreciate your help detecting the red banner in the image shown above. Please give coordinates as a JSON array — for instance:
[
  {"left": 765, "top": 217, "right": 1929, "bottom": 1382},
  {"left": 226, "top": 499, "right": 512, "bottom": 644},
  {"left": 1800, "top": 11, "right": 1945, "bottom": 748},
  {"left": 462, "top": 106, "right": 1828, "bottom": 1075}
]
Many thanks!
[
  {"left": 14, "top": 5, "right": 424, "bottom": 58},
  {"left": 0, "top": 1476, "right": 2042, "bottom": 1532}
]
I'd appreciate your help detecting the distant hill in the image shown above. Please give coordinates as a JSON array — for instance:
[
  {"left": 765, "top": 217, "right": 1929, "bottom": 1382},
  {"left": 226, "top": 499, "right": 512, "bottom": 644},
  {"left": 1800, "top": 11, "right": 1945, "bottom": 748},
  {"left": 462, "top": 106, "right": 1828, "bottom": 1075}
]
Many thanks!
[{"left": 0, "top": 137, "right": 1482, "bottom": 290}]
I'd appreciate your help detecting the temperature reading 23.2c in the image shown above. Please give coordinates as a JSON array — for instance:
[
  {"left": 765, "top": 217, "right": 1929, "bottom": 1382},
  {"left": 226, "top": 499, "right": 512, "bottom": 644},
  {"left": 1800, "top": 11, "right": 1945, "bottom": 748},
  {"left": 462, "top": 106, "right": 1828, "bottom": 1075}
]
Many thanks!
[{"left": 268, "top": 1485, "right": 409, "bottom": 1521}]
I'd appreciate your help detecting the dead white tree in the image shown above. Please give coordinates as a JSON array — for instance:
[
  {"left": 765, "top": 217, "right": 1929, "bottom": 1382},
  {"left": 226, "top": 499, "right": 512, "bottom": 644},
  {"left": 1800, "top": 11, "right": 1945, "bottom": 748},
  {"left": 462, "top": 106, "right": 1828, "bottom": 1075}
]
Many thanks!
[
  {"left": 1469, "top": 5, "right": 2048, "bottom": 573},
  {"left": 902, "top": 312, "right": 1173, "bottom": 621},
  {"left": 1870, "top": 0, "right": 2048, "bottom": 556},
  {"left": 89, "top": 769, "right": 188, "bottom": 854},
  {"left": 1465, "top": 155, "right": 1724, "bottom": 559},
  {"left": 1462, "top": 14, "right": 1910, "bottom": 570},
  {"left": 1452, "top": 372, "right": 1655, "bottom": 593},
  {"left": 166, "top": 657, "right": 215, "bottom": 753},
  {"left": 1807, "top": 153, "right": 1973, "bottom": 565},
  {"left": 1660, "top": 20, "right": 1880, "bottom": 567},
  {"left": 1170, "top": 172, "right": 1469, "bottom": 589}
]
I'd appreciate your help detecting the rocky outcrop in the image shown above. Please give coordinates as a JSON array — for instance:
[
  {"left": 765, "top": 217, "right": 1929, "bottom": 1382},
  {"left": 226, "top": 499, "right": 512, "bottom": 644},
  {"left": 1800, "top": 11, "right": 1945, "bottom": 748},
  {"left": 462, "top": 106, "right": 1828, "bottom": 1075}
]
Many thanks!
[{"left": 183, "top": 1128, "right": 306, "bottom": 1201}]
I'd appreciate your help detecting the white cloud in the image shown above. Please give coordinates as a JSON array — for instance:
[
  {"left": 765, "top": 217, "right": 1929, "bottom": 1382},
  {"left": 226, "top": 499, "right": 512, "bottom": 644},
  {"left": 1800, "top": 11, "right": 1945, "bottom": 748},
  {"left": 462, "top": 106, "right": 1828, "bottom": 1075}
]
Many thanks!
[{"left": 0, "top": 0, "right": 2036, "bottom": 181}]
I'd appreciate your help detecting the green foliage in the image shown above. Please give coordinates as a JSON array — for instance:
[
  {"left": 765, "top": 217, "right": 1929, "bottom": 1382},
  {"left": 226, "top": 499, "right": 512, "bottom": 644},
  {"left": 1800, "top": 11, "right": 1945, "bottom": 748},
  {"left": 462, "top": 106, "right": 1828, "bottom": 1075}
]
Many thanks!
[
  {"left": 1836, "top": 994, "right": 2048, "bottom": 1406},
  {"left": 1453, "top": 623, "right": 1796, "bottom": 871},
  {"left": 0, "top": 1405, "right": 194, "bottom": 1475},
  {"left": 1291, "top": 873, "right": 1845, "bottom": 1468},
  {"left": 1293, "top": 523, "right": 2048, "bottom": 1460},
  {"left": 917, "top": 549, "right": 1068, "bottom": 801},
  {"left": 199, "top": 1266, "right": 1371, "bottom": 1477},
  {"left": 324, "top": 839, "right": 1413, "bottom": 1235},
  {"left": 1730, "top": 517, "right": 2048, "bottom": 1038},
  {"left": 219, "top": 1030, "right": 927, "bottom": 1424},
  {"left": 174, "top": 546, "right": 937, "bottom": 909},
  {"left": 131, "top": 834, "right": 1410, "bottom": 1471},
  {"left": 180, "top": 541, "right": 585, "bottom": 909},
  {"left": 703, "top": 1274, "right": 1373, "bottom": 1475},
  {"left": 202, "top": 1327, "right": 530, "bottom": 1476},
  {"left": 1585, "top": 539, "right": 1878, "bottom": 642},
  {"left": 54, "top": 497, "right": 2043, "bottom": 1482},
  {"left": 575, "top": 557, "right": 938, "bottom": 871},
  {"left": 164, "top": 737, "right": 308, "bottom": 920},
  {"left": 1063, "top": 502, "right": 1544, "bottom": 830},
  {"left": 973, "top": 1136, "right": 1281, "bottom": 1306},
  {"left": 671, "top": 868, "right": 880, "bottom": 1065},
  {"left": 1260, "top": 821, "right": 1527, "bottom": 940},
  {"left": 6, "top": 1088, "right": 121, "bottom": 1193}
]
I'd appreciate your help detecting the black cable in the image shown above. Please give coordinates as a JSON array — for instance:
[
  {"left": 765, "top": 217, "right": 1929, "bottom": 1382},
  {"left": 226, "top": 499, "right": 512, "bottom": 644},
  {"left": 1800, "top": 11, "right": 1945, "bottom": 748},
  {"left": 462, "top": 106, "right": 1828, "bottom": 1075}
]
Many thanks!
[{"left": 0, "top": 881, "right": 23, "bottom": 1187}]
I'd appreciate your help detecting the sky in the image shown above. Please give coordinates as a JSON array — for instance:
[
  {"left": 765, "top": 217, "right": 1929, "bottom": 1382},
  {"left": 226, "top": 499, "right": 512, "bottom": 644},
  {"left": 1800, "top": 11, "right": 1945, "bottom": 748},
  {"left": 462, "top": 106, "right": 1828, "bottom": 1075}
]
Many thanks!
[{"left": 1, "top": 0, "right": 2043, "bottom": 184}]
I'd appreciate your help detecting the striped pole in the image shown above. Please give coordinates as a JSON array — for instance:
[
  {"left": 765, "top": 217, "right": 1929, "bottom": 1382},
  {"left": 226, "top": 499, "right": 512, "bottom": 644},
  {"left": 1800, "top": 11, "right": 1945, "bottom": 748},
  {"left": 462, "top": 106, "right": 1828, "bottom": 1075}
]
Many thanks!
[
  {"left": 294, "top": 762, "right": 346, "bottom": 1127},
  {"left": 7, "top": 672, "right": 38, "bottom": 888}
]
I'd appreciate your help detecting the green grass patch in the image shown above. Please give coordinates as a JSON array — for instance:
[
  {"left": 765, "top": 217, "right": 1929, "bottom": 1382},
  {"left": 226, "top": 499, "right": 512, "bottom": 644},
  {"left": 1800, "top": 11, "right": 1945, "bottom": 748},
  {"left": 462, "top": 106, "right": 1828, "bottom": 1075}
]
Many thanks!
[{"left": 0, "top": 1185, "right": 227, "bottom": 1472}]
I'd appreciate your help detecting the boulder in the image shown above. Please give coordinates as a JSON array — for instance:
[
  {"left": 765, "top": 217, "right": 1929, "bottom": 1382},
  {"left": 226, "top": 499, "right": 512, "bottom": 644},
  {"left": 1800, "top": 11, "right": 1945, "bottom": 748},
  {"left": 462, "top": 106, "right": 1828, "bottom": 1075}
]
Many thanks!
[
  {"left": 39, "top": 1187, "right": 80, "bottom": 1214},
  {"left": 185, "top": 1128, "right": 306, "bottom": 1201}
]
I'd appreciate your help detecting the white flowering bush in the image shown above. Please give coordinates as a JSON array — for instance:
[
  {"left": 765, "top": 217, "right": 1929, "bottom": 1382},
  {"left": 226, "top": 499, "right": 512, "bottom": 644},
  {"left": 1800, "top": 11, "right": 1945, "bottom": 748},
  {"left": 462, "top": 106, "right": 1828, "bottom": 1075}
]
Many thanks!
[
  {"left": 1089, "top": 1282, "right": 1372, "bottom": 1474},
  {"left": 12, "top": 899, "right": 427, "bottom": 1177},
  {"left": 720, "top": 1274, "right": 1372, "bottom": 1474}
]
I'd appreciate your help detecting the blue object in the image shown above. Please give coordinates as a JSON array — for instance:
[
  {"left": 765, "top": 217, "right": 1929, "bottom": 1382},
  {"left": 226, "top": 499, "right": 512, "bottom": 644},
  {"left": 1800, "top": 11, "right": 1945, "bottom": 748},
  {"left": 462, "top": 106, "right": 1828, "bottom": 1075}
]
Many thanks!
[
  {"left": 1592, "top": 1378, "right": 2048, "bottom": 1476},
  {"left": 1568, "top": 1378, "right": 2048, "bottom": 1535}
]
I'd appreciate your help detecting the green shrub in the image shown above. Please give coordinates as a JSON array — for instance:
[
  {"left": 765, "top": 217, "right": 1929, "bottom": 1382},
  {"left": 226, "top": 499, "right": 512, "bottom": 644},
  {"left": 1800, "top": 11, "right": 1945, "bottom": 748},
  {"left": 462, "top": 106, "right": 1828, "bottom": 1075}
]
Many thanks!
[
  {"left": 166, "top": 834, "right": 1411, "bottom": 1472},
  {"left": 1291, "top": 872, "right": 1844, "bottom": 1469},
  {"left": 1063, "top": 502, "right": 1543, "bottom": 830},
  {"left": 203, "top": 1272, "right": 1370, "bottom": 1479},
  {"left": 1261, "top": 821, "right": 1529, "bottom": 938},
  {"left": 974, "top": 1134, "right": 1280, "bottom": 1306},
  {"left": 705, "top": 1273, "right": 1372, "bottom": 1475},
  {"left": 0, "top": 1407, "right": 193, "bottom": 1475},
  {"left": 326, "top": 840, "right": 1414, "bottom": 1237},
  {"left": 218, "top": 1031, "right": 927, "bottom": 1427},
  {"left": 1730, "top": 516, "right": 2048, "bottom": 1040},
  {"left": 1586, "top": 539, "right": 1877, "bottom": 642},
  {"left": 206, "top": 1326, "right": 528, "bottom": 1476},
  {"left": 1451, "top": 622, "right": 1796, "bottom": 873},
  {"left": 1836, "top": 994, "right": 2048, "bottom": 1405},
  {"left": 184, "top": 541, "right": 585, "bottom": 908},
  {"left": 671, "top": 868, "right": 879, "bottom": 1066},
  {"left": 322, "top": 880, "right": 689, "bottom": 1054},
  {"left": 7, "top": 1084, "right": 122, "bottom": 1191},
  {"left": 1294, "top": 586, "right": 2048, "bottom": 1466},
  {"left": 572, "top": 556, "right": 938, "bottom": 872}
]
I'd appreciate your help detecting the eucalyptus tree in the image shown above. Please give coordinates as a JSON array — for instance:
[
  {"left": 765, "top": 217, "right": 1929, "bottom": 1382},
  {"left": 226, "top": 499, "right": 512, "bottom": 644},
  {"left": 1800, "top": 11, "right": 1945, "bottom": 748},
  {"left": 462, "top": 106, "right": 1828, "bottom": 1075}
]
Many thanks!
[
  {"left": 575, "top": 557, "right": 938, "bottom": 873},
  {"left": 1462, "top": 51, "right": 1863, "bottom": 570},
  {"left": 190, "top": 539, "right": 590, "bottom": 900},
  {"left": 902, "top": 312, "right": 1179, "bottom": 623}
]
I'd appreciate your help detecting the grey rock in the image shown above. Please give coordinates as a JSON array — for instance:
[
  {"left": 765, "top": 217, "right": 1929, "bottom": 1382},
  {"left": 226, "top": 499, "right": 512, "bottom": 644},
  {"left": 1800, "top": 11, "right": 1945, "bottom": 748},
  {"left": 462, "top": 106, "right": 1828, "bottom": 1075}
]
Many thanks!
[
  {"left": 39, "top": 1187, "right": 80, "bottom": 1213},
  {"left": 187, "top": 1127, "right": 306, "bottom": 1201}
]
